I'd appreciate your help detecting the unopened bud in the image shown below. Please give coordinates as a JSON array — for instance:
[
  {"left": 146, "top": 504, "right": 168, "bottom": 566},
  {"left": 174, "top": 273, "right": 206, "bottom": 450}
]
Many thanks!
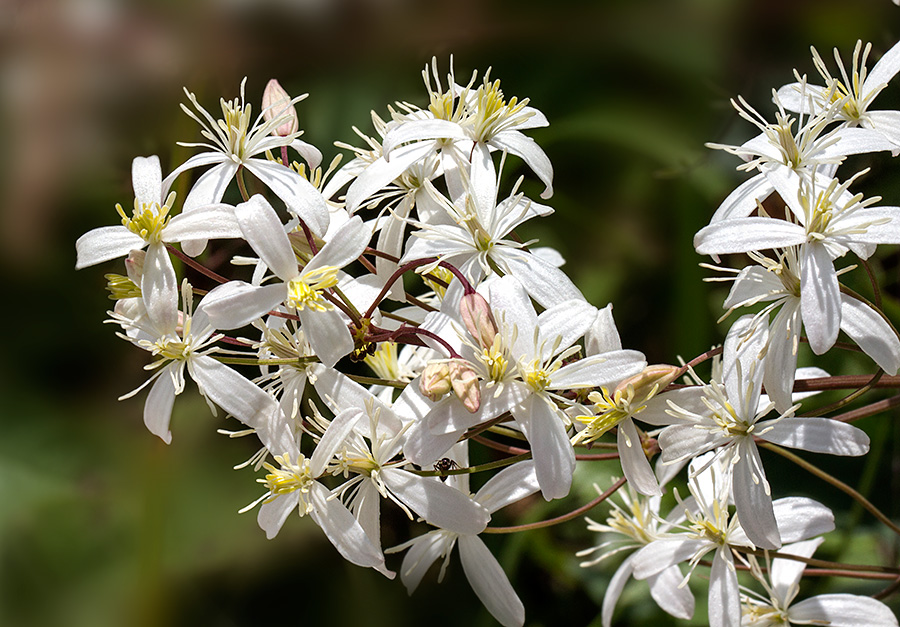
[
  {"left": 460, "top": 291, "right": 498, "bottom": 350},
  {"left": 449, "top": 359, "right": 481, "bottom": 413},
  {"left": 262, "top": 79, "right": 299, "bottom": 137},
  {"left": 420, "top": 362, "right": 452, "bottom": 401},
  {"left": 614, "top": 364, "right": 680, "bottom": 401},
  {"left": 125, "top": 249, "right": 145, "bottom": 283}
]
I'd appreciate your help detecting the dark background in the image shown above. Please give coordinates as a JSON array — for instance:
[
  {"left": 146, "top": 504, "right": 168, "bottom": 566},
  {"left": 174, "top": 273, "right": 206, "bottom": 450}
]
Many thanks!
[{"left": 2, "top": 0, "right": 898, "bottom": 625}]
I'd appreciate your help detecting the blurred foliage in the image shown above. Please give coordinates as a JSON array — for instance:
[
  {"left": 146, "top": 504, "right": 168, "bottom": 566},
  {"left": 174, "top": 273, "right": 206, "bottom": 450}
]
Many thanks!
[{"left": 2, "top": 0, "right": 899, "bottom": 625}]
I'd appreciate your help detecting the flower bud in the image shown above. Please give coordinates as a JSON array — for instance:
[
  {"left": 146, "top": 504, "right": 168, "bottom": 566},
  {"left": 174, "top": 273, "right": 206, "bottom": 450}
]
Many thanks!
[
  {"left": 614, "top": 364, "right": 680, "bottom": 401},
  {"left": 262, "top": 79, "right": 299, "bottom": 137},
  {"left": 460, "top": 291, "right": 498, "bottom": 350},
  {"left": 420, "top": 362, "right": 452, "bottom": 401},
  {"left": 449, "top": 359, "right": 481, "bottom": 413}
]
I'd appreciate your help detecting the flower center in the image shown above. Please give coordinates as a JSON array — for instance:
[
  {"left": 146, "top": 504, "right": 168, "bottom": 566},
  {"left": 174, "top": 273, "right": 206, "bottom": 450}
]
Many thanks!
[
  {"left": 218, "top": 96, "right": 253, "bottom": 161},
  {"left": 262, "top": 453, "right": 315, "bottom": 515},
  {"left": 287, "top": 266, "right": 340, "bottom": 311},
  {"left": 116, "top": 191, "right": 176, "bottom": 244},
  {"left": 468, "top": 78, "right": 532, "bottom": 142},
  {"left": 480, "top": 339, "right": 509, "bottom": 383}
]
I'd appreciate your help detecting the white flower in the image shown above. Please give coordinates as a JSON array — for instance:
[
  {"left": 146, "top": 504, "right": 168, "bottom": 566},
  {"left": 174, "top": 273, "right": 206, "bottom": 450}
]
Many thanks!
[
  {"left": 201, "top": 195, "right": 372, "bottom": 366},
  {"left": 742, "top": 538, "right": 899, "bottom": 626},
  {"left": 388, "top": 452, "right": 540, "bottom": 627},
  {"left": 76, "top": 155, "right": 243, "bottom": 331},
  {"left": 650, "top": 316, "right": 869, "bottom": 549},
  {"left": 577, "top": 484, "right": 695, "bottom": 626},
  {"left": 163, "top": 79, "right": 328, "bottom": 254},
  {"left": 776, "top": 40, "right": 900, "bottom": 147},
  {"left": 695, "top": 169, "right": 900, "bottom": 353},
  {"left": 108, "top": 281, "right": 278, "bottom": 446}
]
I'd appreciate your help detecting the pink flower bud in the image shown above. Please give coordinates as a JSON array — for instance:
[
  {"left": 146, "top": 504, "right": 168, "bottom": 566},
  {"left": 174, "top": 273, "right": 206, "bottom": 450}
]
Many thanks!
[
  {"left": 124, "top": 249, "right": 145, "bottom": 283},
  {"left": 420, "top": 362, "right": 452, "bottom": 401},
  {"left": 449, "top": 359, "right": 481, "bottom": 413},
  {"left": 262, "top": 79, "right": 299, "bottom": 137},
  {"left": 460, "top": 291, "right": 498, "bottom": 350},
  {"left": 614, "top": 364, "right": 680, "bottom": 401}
]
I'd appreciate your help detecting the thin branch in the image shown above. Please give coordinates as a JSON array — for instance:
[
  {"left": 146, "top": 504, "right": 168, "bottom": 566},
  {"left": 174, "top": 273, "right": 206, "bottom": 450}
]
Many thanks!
[{"left": 482, "top": 477, "right": 627, "bottom": 534}]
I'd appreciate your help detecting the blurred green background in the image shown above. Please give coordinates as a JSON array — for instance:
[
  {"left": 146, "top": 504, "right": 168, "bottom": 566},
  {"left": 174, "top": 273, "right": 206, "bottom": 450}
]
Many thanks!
[{"left": 2, "top": 0, "right": 899, "bottom": 625}]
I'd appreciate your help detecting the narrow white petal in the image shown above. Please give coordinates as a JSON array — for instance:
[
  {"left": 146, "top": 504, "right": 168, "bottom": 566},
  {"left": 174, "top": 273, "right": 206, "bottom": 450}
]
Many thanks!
[
  {"left": 381, "top": 468, "right": 490, "bottom": 535},
  {"left": 235, "top": 195, "right": 298, "bottom": 281},
  {"left": 586, "top": 304, "right": 622, "bottom": 354},
  {"left": 397, "top": 531, "right": 455, "bottom": 594},
  {"left": 304, "top": 215, "right": 371, "bottom": 274},
  {"left": 308, "top": 482, "right": 394, "bottom": 578},
  {"left": 864, "top": 40, "right": 900, "bottom": 96},
  {"left": 190, "top": 355, "right": 278, "bottom": 434},
  {"left": 631, "top": 539, "right": 708, "bottom": 579},
  {"left": 801, "top": 242, "right": 841, "bottom": 354},
  {"left": 770, "top": 538, "right": 824, "bottom": 606},
  {"left": 257, "top": 492, "right": 298, "bottom": 539},
  {"left": 75, "top": 226, "right": 145, "bottom": 269},
  {"left": 732, "top": 440, "right": 780, "bottom": 550},
  {"left": 161, "top": 152, "right": 227, "bottom": 195},
  {"left": 382, "top": 119, "right": 469, "bottom": 157},
  {"left": 618, "top": 419, "right": 661, "bottom": 496},
  {"left": 308, "top": 407, "right": 364, "bottom": 476},
  {"left": 469, "top": 142, "right": 497, "bottom": 224},
  {"left": 245, "top": 159, "right": 329, "bottom": 236},
  {"left": 475, "top": 460, "right": 540, "bottom": 513},
  {"left": 537, "top": 299, "right": 597, "bottom": 360},
  {"left": 763, "top": 303, "right": 801, "bottom": 413},
  {"left": 144, "top": 370, "right": 176, "bottom": 444},
  {"left": 710, "top": 175, "right": 773, "bottom": 223},
  {"left": 601, "top": 555, "right": 636, "bottom": 627},
  {"left": 201, "top": 281, "right": 286, "bottom": 330},
  {"left": 758, "top": 417, "right": 869, "bottom": 456},
  {"left": 502, "top": 251, "right": 585, "bottom": 307},
  {"left": 345, "top": 142, "right": 436, "bottom": 212},
  {"left": 790, "top": 594, "right": 899, "bottom": 626},
  {"left": 708, "top": 551, "right": 741, "bottom": 627},
  {"left": 648, "top": 565, "right": 694, "bottom": 620},
  {"left": 840, "top": 293, "right": 900, "bottom": 374},
  {"left": 131, "top": 155, "right": 162, "bottom": 206},
  {"left": 492, "top": 130, "right": 553, "bottom": 199},
  {"left": 298, "top": 307, "right": 354, "bottom": 368},
  {"left": 694, "top": 218, "right": 805, "bottom": 256},
  {"left": 163, "top": 203, "right": 243, "bottom": 242},
  {"left": 513, "top": 396, "right": 575, "bottom": 501},
  {"left": 458, "top": 535, "right": 525, "bottom": 627},
  {"left": 141, "top": 242, "right": 179, "bottom": 335},
  {"left": 772, "top": 496, "right": 834, "bottom": 544}
]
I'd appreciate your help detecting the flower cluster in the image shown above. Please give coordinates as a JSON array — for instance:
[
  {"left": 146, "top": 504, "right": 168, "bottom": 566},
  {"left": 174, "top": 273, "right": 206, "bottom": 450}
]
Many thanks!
[{"left": 77, "top": 48, "right": 900, "bottom": 626}]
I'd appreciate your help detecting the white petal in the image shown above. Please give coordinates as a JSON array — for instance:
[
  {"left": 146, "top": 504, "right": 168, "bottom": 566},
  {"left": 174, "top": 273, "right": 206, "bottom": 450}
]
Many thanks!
[
  {"left": 75, "top": 226, "right": 145, "bottom": 269},
  {"left": 537, "top": 299, "right": 597, "bottom": 360},
  {"left": 658, "top": 424, "right": 723, "bottom": 464},
  {"left": 513, "top": 396, "right": 575, "bottom": 500},
  {"left": 304, "top": 215, "right": 371, "bottom": 274},
  {"left": 772, "top": 496, "right": 834, "bottom": 544},
  {"left": 763, "top": 303, "right": 801, "bottom": 413},
  {"left": 161, "top": 152, "right": 227, "bottom": 195},
  {"left": 382, "top": 119, "right": 469, "bottom": 157},
  {"left": 551, "top": 351, "right": 646, "bottom": 390},
  {"left": 758, "top": 417, "right": 869, "bottom": 456},
  {"left": 346, "top": 142, "right": 436, "bottom": 212},
  {"left": 308, "top": 407, "right": 364, "bottom": 476},
  {"left": 190, "top": 355, "right": 278, "bottom": 434},
  {"left": 458, "top": 535, "right": 525, "bottom": 627},
  {"left": 502, "top": 251, "right": 584, "bottom": 308},
  {"left": 801, "top": 241, "right": 841, "bottom": 354},
  {"left": 469, "top": 142, "right": 497, "bottom": 224},
  {"left": 397, "top": 531, "right": 455, "bottom": 594},
  {"left": 131, "top": 155, "right": 162, "bottom": 206},
  {"left": 790, "top": 594, "right": 899, "bottom": 626},
  {"left": 648, "top": 565, "right": 695, "bottom": 620},
  {"left": 141, "top": 242, "right": 178, "bottom": 335},
  {"left": 491, "top": 130, "right": 553, "bottom": 199},
  {"left": 710, "top": 175, "right": 773, "bottom": 223},
  {"left": 475, "top": 460, "right": 540, "bottom": 513},
  {"left": 631, "top": 539, "right": 708, "bottom": 579},
  {"left": 144, "top": 370, "right": 176, "bottom": 444},
  {"left": 732, "top": 440, "right": 780, "bottom": 550},
  {"left": 308, "top": 482, "right": 394, "bottom": 577},
  {"left": 694, "top": 217, "right": 805, "bottom": 256},
  {"left": 257, "top": 491, "right": 298, "bottom": 539},
  {"left": 381, "top": 468, "right": 490, "bottom": 535},
  {"left": 298, "top": 307, "right": 354, "bottom": 368},
  {"left": 235, "top": 195, "right": 298, "bottom": 281},
  {"left": 770, "top": 538, "right": 824, "bottom": 606},
  {"left": 586, "top": 304, "right": 622, "bottom": 355},
  {"left": 601, "top": 555, "right": 636, "bottom": 627},
  {"left": 708, "top": 551, "right": 741, "bottom": 627},
  {"left": 840, "top": 293, "right": 900, "bottom": 374},
  {"left": 245, "top": 159, "right": 329, "bottom": 236},
  {"left": 618, "top": 419, "right": 661, "bottom": 496},
  {"left": 163, "top": 203, "right": 243, "bottom": 242},
  {"left": 201, "top": 281, "right": 286, "bottom": 330},
  {"left": 723, "top": 266, "right": 786, "bottom": 310},
  {"left": 864, "top": 40, "right": 900, "bottom": 96}
]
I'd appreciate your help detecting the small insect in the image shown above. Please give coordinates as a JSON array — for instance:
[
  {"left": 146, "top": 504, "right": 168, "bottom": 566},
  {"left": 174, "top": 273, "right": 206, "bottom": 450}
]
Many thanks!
[{"left": 433, "top": 457, "right": 460, "bottom": 481}]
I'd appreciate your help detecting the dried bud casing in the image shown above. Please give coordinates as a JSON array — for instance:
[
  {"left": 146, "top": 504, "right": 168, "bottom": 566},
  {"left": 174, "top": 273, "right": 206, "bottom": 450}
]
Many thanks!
[
  {"left": 448, "top": 359, "right": 481, "bottom": 413},
  {"left": 614, "top": 364, "right": 680, "bottom": 401},
  {"left": 262, "top": 79, "right": 299, "bottom": 137},
  {"left": 460, "top": 292, "right": 498, "bottom": 350},
  {"left": 420, "top": 362, "right": 452, "bottom": 401}
]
